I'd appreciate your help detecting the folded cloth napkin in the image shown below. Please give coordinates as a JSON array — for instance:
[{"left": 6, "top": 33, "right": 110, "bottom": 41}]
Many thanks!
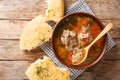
[{"left": 41, "top": 0, "right": 115, "bottom": 80}]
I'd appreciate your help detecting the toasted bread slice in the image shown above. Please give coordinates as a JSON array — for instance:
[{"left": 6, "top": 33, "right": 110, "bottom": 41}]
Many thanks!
[
  {"left": 19, "top": 15, "right": 52, "bottom": 50},
  {"left": 45, "top": 0, "right": 64, "bottom": 22},
  {"left": 26, "top": 56, "right": 70, "bottom": 80}
]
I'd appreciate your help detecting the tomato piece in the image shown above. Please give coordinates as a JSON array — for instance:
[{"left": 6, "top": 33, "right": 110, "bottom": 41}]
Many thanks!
[
  {"left": 66, "top": 51, "right": 73, "bottom": 65},
  {"left": 73, "top": 26, "right": 82, "bottom": 33},
  {"left": 90, "top": 23, "right": 101, "bottom": 38}
]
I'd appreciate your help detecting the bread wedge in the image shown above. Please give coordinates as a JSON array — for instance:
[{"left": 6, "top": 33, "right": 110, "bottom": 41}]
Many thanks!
[
  {"left": 26, "top": 56, "right": 70, "bottom": 80},
  {"left": 19, "top": 15, "right": 52, "bottom": 51},
  {"left": 45, "top": 0, "right": 64, "bottom": 22}
]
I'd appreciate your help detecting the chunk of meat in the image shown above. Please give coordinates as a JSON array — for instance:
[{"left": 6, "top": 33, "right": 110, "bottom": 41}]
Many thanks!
[
  {"left": 61, "top": 30, "right": 70, "bottom": 45},
  {"left": 71, "top": 49, "right": 82, "bottom": 65},
  {"left": 78, "top": 32, "right": 89, "bottom": 40},
  {"left": 77, "top": 25, "right": 94, "bottom": 46},
  {"left": 61, "top": 30, "right": 77, "bottom": 50}
]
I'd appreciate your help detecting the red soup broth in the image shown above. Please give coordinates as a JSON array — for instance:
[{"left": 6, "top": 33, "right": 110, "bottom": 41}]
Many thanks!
[{"left": 53, "top": 14, "right": 106, "bottom": 66}]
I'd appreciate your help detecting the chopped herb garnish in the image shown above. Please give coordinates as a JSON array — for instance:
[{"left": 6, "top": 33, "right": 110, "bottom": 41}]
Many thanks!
[
  {"left": 41, "top": 39, "right": 45, "bottom": 42},
  {"left": 35, "top": 66, "right": 49, "bottom": 80},
  {"left": 88, "top": 18, "right": 93, "bottom": 27},
  {"left": 36, "top": 66, "right": 48, "bottom": 75},
  {"left": 48, "top": 9, "right": 55, "bottom": 16},
  {"left": 68, "top": 16, "right": 77, "bottom": 26}
]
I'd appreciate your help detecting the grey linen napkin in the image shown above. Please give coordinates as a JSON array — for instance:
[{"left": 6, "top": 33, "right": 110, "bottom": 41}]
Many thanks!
[{"left": 41, "top": 0, "right": 116, "bottom": 80}]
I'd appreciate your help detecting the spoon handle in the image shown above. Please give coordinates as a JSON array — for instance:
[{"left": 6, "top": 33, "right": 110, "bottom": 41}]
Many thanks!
[{"left": 87, "top": 23, "right": 113, "bottom": 49}]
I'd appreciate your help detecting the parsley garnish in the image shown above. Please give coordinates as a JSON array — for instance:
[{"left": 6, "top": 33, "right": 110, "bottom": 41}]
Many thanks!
[{"left": 35, "top": 66, "right": 49, "bottom": 80}]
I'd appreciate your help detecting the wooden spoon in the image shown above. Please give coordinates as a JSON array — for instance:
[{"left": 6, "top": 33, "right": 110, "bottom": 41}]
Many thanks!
[{"left": 75, "top": 23, "right": 113, "bottom": 65}]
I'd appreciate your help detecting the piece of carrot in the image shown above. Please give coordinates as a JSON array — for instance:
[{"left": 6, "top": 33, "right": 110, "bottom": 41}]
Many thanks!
[{"left": 83, "top": 20, "right": 88, "bottom": 26}]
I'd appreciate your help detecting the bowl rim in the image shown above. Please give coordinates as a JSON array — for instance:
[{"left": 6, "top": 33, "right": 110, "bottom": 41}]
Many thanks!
[{"left": 51, "top": 12, "right": 108, "bottom": 69}]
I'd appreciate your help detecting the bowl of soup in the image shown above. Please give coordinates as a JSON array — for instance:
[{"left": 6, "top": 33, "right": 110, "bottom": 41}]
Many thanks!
[{"left": 51, "top": 12, "right": 108, "bottom": 69}]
